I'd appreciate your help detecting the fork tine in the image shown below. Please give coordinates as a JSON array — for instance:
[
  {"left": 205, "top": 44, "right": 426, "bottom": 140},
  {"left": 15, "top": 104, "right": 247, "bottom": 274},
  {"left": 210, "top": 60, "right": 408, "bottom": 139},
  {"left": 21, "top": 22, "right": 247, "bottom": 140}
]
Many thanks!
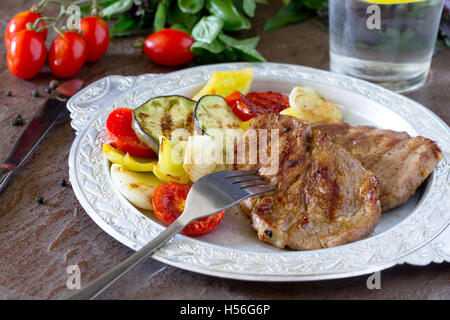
[
  {"left": 231, "top": 176, "right": 265, "bottom": 184},
  {"left": 186, "top": 170, "right": 276, "bottom": 216},
  {"left": 244, "top": 184, "right": 277, "bottom": 195},
  {"left": 238, "top": 181, "right": 270, "bottom": 189},
  {"left": 223, "top": 170, "right": 259, "bottom": 179}
]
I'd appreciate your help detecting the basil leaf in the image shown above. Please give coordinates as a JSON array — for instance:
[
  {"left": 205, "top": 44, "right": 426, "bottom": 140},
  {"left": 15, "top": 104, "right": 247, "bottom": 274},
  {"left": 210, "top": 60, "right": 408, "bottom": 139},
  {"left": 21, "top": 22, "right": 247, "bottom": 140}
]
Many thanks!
[
  {"left": 110, "top": 13, "right": 140, "bottom": 37},
  {"left": 167, "top": 5, "right": 202, "bottom": 31},
  {"left": 178, "top": 0, "right": 205, "bottom": 14},
  {"left": 263, "top": 0, "right": 311, "bottom": 32},
  {"left": 102, "top": 0, "right": 134, "bottom": 18},
  {"left": 206, "top": 0, "right": 251, "bottom": 31},
  {"left": 218, "top": 33, "right": 266, "bottom": 62},
  {"left": 154, "top": 1, "right": 168, "bottom": 31},
  {"left": 191, "top": 15, "right": 224, "bottom": 43},
  {"left": 191, "top": 38, "right": 226, "bottom": 54},
  {"left": 242, "top": 0, "right": 256, "bottom": 17}
]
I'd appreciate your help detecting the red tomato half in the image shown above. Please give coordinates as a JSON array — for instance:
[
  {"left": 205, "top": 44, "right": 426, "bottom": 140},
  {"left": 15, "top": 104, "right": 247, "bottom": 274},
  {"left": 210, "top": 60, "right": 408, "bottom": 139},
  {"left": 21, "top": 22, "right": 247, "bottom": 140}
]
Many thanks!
[
  {"left": 143, "top": 28, "right": 195, "bottom": 66},
  {"left": 152, "top": 182, "right": 225, "bottom": 236},
  {"left": 7, "top": 29, "right": 47, "bottom": 80},
  {"left": 80, "top": 16, "right": 109, "bottom": 62},
  {"left": 225, "top": 91, "right": 290, "bottom": 121},
  {"left": 5, "top": 11, "right": 47, "bottom": 49},
  {"left": 105, "top": 108, "right": 156, "bottom": 158},
  {"left": 49, "top": 31, "right": 87, "bottom": 79}
]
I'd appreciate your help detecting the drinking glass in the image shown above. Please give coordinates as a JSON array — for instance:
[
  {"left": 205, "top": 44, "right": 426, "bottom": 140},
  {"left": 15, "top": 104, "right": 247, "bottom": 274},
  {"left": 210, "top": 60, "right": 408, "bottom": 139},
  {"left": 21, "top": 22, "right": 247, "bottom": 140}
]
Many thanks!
[{"left": 329, "top": 0, "right": 445, "bottom": 93}]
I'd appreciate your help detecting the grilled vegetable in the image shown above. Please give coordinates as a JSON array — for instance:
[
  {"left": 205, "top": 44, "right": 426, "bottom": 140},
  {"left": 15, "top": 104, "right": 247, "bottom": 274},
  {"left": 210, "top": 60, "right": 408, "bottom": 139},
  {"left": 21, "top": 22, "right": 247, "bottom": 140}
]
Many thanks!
[
  {"left": 239, "top": 119, "right": 253, "bottom": 131},
  {"left": 225, "top": 90, "right": 290, "bottom": 121},
  {"left": 279, "top": 107, "right": 303, "bottom": 119},
  {"left": 110, "top": 164, "right": 164, "bottom": 210},
  {"left": 132, "top": 95, "right": 196, "bottom": 153},
  {"left": 192, "top": 68, "right": 254, "bottom": 101},
  {"left": 153, "top": 164, "right": 190, "bottom": 184},
  {"left": 102, "top": 144, "right": 155, "bottom": 172},
  {"left": 152, "top": 136, "right": 190, "bottom": 184},
  {"left": 183, "top": 135, "right": 227, "bottom": 182},
  {"left": 289, "top": 86, "right": 343, "bottom": 123},
  {"left": 152, "top": 182, "right": 225, "bottom": 236},
  {"left": 194, "top": 95, "right": 242, "bottom": 137},
  {"left": 106, "top": 108, "right": 156, "bottom": 158}
]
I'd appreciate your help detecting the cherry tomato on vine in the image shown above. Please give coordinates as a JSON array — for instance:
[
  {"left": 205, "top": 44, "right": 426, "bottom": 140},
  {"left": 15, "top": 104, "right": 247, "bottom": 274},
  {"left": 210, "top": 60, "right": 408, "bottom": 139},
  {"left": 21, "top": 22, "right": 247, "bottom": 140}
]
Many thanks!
[
  {"left": 5, "top": 10, "right": 47, "bottom": 49},
  {"left": 80, "top": 16, "right": 109, "bottom": 62},
  {"left": 49, "top": 31, "right": 87, "bottom": 79},
  {"left": 7, "top": 29, "right": 47, "bottom": 80},
  {"left": 143, "top": 28, "right": 195, "bottom": 66},
  {"left": 152, "top": 182, "right": 225, "bottom": 236},
  {"left": 105, "top": 108, "right": 156, "bottom": 158}
]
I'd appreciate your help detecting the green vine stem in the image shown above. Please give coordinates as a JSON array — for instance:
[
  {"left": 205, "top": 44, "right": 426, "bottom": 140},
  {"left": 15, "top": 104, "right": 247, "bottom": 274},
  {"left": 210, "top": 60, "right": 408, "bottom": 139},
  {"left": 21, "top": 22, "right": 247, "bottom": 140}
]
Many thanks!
[{"left": 27, "top": 0, "right": 100, "bottom": 36}]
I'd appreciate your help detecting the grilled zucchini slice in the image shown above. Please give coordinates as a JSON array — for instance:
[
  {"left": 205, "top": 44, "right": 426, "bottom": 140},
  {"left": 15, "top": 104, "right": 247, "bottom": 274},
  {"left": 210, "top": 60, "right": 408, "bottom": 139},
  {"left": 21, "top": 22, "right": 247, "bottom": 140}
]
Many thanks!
[
  {"left": 132, "top": 95, "right": 196, "bottom": 152},
  {"left": 194, "top": 95, "right": 242, "bottom": 136}
]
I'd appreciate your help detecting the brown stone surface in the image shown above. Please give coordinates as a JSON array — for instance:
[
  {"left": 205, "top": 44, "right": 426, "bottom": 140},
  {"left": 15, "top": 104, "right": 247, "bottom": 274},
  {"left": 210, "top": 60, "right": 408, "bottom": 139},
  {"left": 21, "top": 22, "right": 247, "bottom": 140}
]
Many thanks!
[{"left": 0, "top": 1, "right": 448, "bottom": 300}]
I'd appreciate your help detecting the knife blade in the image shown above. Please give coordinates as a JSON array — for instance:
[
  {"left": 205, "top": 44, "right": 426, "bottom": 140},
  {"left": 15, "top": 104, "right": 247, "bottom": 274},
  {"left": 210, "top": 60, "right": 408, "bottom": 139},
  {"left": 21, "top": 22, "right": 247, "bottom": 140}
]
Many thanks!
[{"left": 0, "top": 79, "right": 83, "bottom": 193}]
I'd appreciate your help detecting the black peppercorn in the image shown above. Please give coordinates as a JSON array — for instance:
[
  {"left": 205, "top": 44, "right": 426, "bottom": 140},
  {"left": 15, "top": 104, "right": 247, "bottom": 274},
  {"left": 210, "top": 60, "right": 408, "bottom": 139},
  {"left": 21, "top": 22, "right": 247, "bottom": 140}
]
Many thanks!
[
  {"left": 45, "top": 87, "right": 52, "bottom": 95},
  {"left": 35, "top": 196, "right": 44, "bottom": 204},
  {"left": 11, "top": 114, "right": 24, "bottom": 126},
  {"left": 32, "top": 89, "right": 40, "bottom": 97},
  {"left": 60, "top": 178, "right": 67, "bottom": 187},
  {"left": 6, "top": 90, "right": 12, "bottom": 97}
]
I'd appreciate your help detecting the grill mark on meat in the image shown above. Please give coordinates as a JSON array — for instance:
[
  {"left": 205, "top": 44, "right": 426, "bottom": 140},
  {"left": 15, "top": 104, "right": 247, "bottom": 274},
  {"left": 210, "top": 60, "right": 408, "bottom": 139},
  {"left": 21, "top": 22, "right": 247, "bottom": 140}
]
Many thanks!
[
  {"left": 307, "top": 163, "right": 340, "bottom": 221},
  {"left": 311, "top": 120, "right": 442, "bottom": 212}
]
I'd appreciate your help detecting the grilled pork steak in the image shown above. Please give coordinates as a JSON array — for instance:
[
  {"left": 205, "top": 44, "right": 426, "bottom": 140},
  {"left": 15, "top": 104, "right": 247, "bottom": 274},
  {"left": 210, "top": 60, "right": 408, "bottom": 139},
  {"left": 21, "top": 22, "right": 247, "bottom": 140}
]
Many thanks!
[
  {"left": 311, "top": 121, "right": 443, "bottom": 212},
  {"left": 234, "top": 115, "right": 381, "bottom": 250}
]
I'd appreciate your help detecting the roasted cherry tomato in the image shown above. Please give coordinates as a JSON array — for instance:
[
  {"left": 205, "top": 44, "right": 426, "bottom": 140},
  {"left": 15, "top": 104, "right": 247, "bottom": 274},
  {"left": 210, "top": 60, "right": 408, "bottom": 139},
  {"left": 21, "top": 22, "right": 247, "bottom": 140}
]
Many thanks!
[
  {"left": 225, "top": 91, "right": 290, "bottom": 121},
  {"left": 80, "top": 16, "right": 109, "bottom": 62},
  {"left": 5, "top": 10, "right": 47, "bottom": 49},
  {"left": 7, "top": 29, "right": 47, "bottom": 80},
  {"left": 247, "top": 91, "right": 290, "bottom": 113},
  {"left": 152, "top": 182, "right": 225, "bottom": 236},
  {"left": 224, "top": 91, "right": 255, "bottom": 121},
  {"left": 105, "top": 108, "right": 156, "bottom": 158},
  {"left": 49, "top": 31, "right": 87, "bottom": 79},
  {"left": 143, "top": 28, "right": 195, "bottom": 66}
]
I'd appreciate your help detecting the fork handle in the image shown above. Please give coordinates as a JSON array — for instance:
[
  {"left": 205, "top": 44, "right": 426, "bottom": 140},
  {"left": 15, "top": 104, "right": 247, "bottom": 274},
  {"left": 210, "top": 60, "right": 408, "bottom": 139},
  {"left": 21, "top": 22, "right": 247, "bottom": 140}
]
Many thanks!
[
  {"left": 0, "top": 166, "right": 15, "bottom": 194},
  {"left": 66, "top": 219, "right": 187, "bottom": 300}
]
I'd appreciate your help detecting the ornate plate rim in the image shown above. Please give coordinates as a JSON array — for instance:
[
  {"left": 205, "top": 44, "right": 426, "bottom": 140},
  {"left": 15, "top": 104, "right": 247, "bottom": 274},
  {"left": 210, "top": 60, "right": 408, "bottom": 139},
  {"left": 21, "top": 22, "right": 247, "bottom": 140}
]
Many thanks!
[{"left": 68, "top": 62, "right": 450, "bottom": 281}]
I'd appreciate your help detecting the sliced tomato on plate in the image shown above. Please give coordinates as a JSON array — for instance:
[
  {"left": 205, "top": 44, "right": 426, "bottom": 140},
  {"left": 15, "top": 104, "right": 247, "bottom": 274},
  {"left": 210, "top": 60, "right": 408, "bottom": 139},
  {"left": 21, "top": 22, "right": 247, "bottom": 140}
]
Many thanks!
[
  {"left": 152, "top": 182, "right": 225, "bottom": 236},
  {"left": 225, "top": 91, "right": 290, "bottom": 121},
  {"left": 105, "top": 108, "right": 156, "bottom": 158}
]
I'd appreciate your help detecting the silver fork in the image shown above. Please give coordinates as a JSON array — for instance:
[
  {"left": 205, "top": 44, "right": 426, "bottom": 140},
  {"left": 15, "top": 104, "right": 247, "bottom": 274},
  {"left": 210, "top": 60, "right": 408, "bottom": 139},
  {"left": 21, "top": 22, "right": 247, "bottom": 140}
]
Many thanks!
[{"left": 66, "top": 170, "right": 276, "bottom": 300}]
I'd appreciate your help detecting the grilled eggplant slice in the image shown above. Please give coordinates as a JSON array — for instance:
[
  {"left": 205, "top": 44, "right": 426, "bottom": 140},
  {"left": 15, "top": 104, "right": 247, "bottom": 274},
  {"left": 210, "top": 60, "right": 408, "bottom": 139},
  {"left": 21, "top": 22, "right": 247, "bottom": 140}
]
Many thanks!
[
  {"left": 132, "top": 95, "right": 196, "bottom": 152},
  {"left": 194, "top": 95, "right": 242, "bottom": 137}
]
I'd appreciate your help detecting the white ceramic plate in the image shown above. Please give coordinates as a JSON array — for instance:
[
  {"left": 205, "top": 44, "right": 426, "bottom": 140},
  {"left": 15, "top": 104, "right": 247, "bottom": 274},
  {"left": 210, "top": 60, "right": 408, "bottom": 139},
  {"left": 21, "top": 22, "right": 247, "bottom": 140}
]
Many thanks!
[{"left": 68, "top": 63, "right": 450, "bottom": 281}]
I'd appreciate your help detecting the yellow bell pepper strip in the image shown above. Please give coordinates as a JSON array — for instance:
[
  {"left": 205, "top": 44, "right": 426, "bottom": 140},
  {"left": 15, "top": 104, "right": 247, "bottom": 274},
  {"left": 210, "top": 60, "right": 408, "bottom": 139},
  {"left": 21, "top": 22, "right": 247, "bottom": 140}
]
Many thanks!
[{"left": 102, "top": 144, "right": 155, "bottom": 172}]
